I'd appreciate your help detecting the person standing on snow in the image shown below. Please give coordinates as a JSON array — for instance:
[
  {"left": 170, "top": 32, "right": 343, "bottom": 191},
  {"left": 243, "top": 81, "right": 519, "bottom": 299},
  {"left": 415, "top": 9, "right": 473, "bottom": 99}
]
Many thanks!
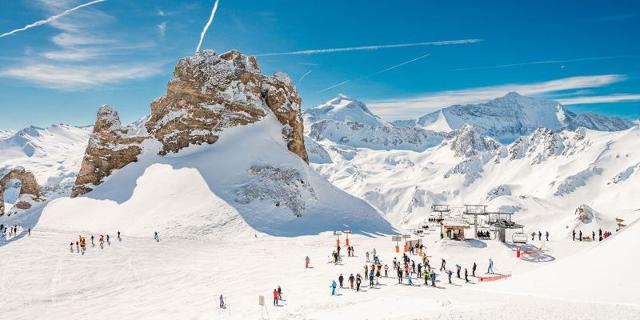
[
  {"left": 456, "top": 264, "right": 461, "bottom": 279},
  {"left": 465, "top": 268, "right": 469, "bottom": 283},
  {"left": 219, "top": 294, "right": 225, "bottom": 309},
  {"left": 545, "top": 231, "right": 549, "bottom": 241},
  {"left": 272, "top": 289, "right": 279, "bottom": 306},
  {"left": 356, "top": 274, "right": 362, "bottom": 291},
  {"left": 472, "top": 262, "right": 477, "bottom": 277},
  {"left": 330, "top": 280, "right": 337, "bottom": 295},
  {"left": 277, "top": 286, "right": 283, "bottom": 301},
  {"left": 538, "top": 231, "right": 542, "bottom": 241},
  {"left": 338, "top": 274, "right": 344, "bottom": 288},
  {"left": 592, "top": 231, "right": 596, "bottom": 241},
  {"left": 417, "top": 263, "right": 422, "bottom": 278},
  {"left": 531, "top": 232, "right": 536, "bottom": 241},
  {"left": 305, "top": 256, "right": 310, "bottom": 268},
  {"left": 397, "top": 267, "right": 403, "bottom": 284},
  {"left": 579, "top": 230, "right": 583, "bottom": 241},
  {"left": 349, "top": 274, "right": 355, "bottom": 289},
  {"left": 384, "top": 264, "right": 389, "bottom": 277},
  {"left": 487, "top": 258, "right": 494, "bottom": 274},
  {"left": 572, "top": 230, "right": 576, "bottom": 241},
  {"left": 430, "top": 271, "right": 436, "bottom": 287},
  {"left": 366, "top": 251, "right": 370, "bottom": 262},
  {"left": 447, "top": 269, "right": 453, "bottom": 284},
  {"left": 424, "top": 269, "right": 430, "bottom": 285},
  {"left": 117, "top": 231, "right": 121, "bottom": 241}
]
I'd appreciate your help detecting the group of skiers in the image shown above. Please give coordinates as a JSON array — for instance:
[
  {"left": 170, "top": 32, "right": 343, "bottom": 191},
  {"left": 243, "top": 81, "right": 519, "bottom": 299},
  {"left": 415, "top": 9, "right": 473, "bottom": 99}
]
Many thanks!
[
  {"left": 272, "top": 286, "right": 284, "bottom": 306},
  {"left": 0, "top": 224, "right": 27, "bottom": 238},
  {"left": 329, "top": 244, "right": 494, "bottom": 296},
  {"left": 68, "top": 231, "right": 125, "bottom": 254},
  {"left": 572, "top": 228, "right": 611, "bottom": 242},
  {"left": 531, "top": 231, "right": 549, "bottom": 241}
]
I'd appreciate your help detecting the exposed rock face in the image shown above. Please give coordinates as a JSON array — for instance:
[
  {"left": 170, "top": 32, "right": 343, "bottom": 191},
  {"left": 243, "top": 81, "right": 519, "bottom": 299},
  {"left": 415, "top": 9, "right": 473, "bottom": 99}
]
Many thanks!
[
  {"left": 146, "top": 49, "right": 308, "bottom": 162},
  {"left": 0, "top": 167, "right": 41, "bottom": 215},
  {"left": 71, "top": 106, "right": 146, "bottom": 197}
]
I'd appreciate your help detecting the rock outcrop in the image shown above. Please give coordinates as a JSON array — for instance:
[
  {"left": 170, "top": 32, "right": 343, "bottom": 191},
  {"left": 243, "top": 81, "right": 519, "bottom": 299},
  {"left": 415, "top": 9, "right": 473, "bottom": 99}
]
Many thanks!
[
  {"left": 146, "top": 49, "right": 308, "bottom": 162},
  {"left": 71, "top": 106, "right": 146, "bottom": 197},
  {"left": 72, "top": 50, "right": 309, "bottom": 197},
  {"left": 0, "top": 167, "right": 41, "bottom": 215}
]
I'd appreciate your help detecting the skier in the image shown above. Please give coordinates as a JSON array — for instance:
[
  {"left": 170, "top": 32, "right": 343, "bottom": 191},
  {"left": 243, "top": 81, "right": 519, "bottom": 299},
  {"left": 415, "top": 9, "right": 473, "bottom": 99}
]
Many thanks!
[
  {"left": 572, "top": 230, "right": 576, "bottom": 241},
  {"left": 531, "top": 232, "right": 535, "bottom": 241},
  {"left": 384, "top": 264, "right": 389, "bottom": 277},
  {"left": 91, "top": 235, "right": 95, "bottom": 246},
  {"left": 430, "top": 271, "right": 436, "bottom": 287},
  {"left": 117, "top": 231, "right": 121, "bottom": 241},
  {"left": 28, "top": 228, "right": 31, "bottom": 236},
  {"left": 417, "top": 263, "right": 422, "bottom": 278},
  {"left": 356, "top": 274, "right": 362, "bottom": 291},
  {"left": 364, "top": 264, "right": 368, "bottom": 277},
  {"left": 219, "top": 294, "right": 225, "bottom": 309},
  {"left": 545, "top": 231, "right": 549, "bottom": 241},
  {"left": 272, "top": 289, "right": 279, "bottom": 306},
  {"left": 472, "top": 262, "right": 477, "bottom": 277},
  {"left": 369, "top": 269, "right": 375, "bottom": 287},
  {"left": 599, "top": 228, "right": 603, "bottom": 241},
  {"left": 277, "top": 286, "right": 283, "bottom": 301},
  {"left": 464, "top": 268, "right": 469, "bottom": 283},
  {"left": 487, "top": 258, "right": 494, "bottom": 274},
  {"left": 397, "top": 267, "right": 403, "bottom": 284},
  {"left": 106, "top": 234, "right": 110, "bottom": 244},
  {"left": 447, "top": 269, "right": 453, "bottom": 284},
  {"left": 592, "top": 231, "right": 596, "bottom": 241},
  {"left": 338, "top": 274, "right": 344, "bottom": 288},
  {"left": 348, "top": 273, "right": 355, "bottom": 289},
  {"left": 538, "top": 231, "right": 542, "bottom": 241},
  {"left": 424, "top": 269, "right": 430, "bottom": 285},
  {"left": 305, "top": 256, "right": 310, "bottom": 268},
  {"left": 366, "top": 251, "right": 370, "bottom": 262},
  {"left": 456, "top": 264, "right": 461, "bottom": 279},
  {"left": 154, "top": 231, "right": 159, "bottom": 242},
  {"left": 336, "top": 245, "right": 341, "bottom": 256},
  {"left": 69, "top": 242, "right": 73, "bottom": 253},
  {"left": 407, "top": 273, "right": 413, "bottom": 286},
  {"left": 330, "top": 280, "right": 337, "bottom": 296},
  {"left": 440, "top": 258, "right": 446, "bottom": 271},
  {"left": 579, "top": 230, "right": 583, "bottom": 241}
]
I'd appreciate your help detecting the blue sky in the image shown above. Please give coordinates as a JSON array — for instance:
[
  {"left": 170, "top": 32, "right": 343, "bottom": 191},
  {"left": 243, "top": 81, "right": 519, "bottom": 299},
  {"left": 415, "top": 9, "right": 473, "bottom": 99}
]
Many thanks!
[{"left": 0, "top": 0, "right": 639, "bottom": 130}]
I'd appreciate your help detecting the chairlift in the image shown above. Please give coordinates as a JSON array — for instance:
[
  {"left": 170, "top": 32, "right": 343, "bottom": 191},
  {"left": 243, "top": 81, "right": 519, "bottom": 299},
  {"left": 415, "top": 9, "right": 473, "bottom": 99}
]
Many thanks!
[{"left": 512, "top": 232, "right": 528, "bottom": 244}]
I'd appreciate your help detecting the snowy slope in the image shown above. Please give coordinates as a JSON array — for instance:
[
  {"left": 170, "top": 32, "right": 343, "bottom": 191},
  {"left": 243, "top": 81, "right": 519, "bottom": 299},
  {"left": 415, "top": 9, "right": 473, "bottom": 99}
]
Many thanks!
[
  {"left": 37, "top": 115, "right": 394, "bottom": 238},
  {"left": 395, "top": 92, "right": 634, "bottom": 143},
  {"left": 0, "top": 125, "right": 91, "bottom": 199}
]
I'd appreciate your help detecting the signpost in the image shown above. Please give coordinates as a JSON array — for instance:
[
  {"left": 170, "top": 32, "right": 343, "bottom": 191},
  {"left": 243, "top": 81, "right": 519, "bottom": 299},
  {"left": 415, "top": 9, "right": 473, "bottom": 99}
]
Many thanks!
[
  {"left": 392, "top": 235, "right": 402, "bottom": 252},
  {"left": 402, "top": 234, "right": 411, "bottom": 252},
  {"left": 344, "top": 229, "right": 352, "bottom": 246},
  {"left": 333, "top": 231, "right": 343, "bottom": 247}
]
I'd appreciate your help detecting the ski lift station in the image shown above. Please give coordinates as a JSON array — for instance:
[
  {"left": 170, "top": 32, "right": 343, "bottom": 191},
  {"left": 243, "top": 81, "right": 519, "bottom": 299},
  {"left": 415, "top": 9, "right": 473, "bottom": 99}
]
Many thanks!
[{"left": 430, "top": 203, "right": 525, "bottom": 243}]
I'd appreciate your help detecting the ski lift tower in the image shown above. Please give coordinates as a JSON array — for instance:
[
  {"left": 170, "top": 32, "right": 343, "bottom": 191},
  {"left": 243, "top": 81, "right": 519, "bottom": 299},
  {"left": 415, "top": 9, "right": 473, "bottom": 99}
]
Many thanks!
[
  {"left": 431, "top": 204, "right": 450, "bottom": 237},
  {"left": 463, "top": 204, "right": 488, "bottom": 238}
]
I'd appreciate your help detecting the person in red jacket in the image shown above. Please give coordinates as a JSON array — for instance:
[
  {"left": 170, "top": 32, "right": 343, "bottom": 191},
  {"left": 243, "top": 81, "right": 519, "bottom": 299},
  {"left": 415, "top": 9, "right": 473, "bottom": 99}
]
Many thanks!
[{"left": 273, "top": 289, "right": 278, "bottom": 305}]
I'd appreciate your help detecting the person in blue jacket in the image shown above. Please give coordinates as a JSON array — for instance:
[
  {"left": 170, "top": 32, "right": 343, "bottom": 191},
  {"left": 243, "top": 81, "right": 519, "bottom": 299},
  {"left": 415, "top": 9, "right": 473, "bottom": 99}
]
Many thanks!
[{"left": 330, "top": 280, "right": 337, "bottom": 295}]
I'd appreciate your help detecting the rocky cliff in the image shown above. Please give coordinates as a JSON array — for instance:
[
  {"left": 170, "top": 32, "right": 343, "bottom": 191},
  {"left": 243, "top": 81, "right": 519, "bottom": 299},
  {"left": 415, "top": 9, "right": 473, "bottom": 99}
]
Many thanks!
[
  {"left": 146, "top": 50, "right": 308, "bottom": 161},
  {"left": 71, "top": 106, "right": 146, "bottom": 197},
  {"left": 72, "top": 50, "right": 308, "bottom": 197},
  {"left": 0, "top": 167, "right": 41, "bottom": 215}
]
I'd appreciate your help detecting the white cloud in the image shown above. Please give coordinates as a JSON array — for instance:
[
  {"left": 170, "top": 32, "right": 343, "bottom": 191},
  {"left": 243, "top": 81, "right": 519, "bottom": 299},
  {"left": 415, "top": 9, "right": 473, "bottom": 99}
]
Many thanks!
[
  {"left": 255, "top": 39, "right": 482, "bottom": 57},
  {"left": 0, "top": 0, "right": 161, "bottom": 90},
  {"left": 557, "top": 94, "right": 640, "bottom": 105},
  {"left": 0, "top": 63, "right": 162, "bottom": 90},
  {"left": 157, "top": 22, "right": 167, "bottom": 38},
  {"left": 366, "top": 75, "right": 626, "bottom": 120},
  {"left": 0, "top": 0, "right": 107, "bottom": 38}
]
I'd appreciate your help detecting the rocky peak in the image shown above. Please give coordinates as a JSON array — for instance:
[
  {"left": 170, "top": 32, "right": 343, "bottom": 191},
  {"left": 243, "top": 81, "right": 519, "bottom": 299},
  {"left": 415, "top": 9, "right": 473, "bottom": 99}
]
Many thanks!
[
  {"left": 449, "top": 124, "right": 500, "bottom": 157},
  {"left": 146, "top": 49, "right": 308, "bottom": 162},
  {"left": 0, "top": 167, "right": 42, "bottom": 215},
  {"left": 71, "top": 107, "right": 146, "bottom": 197}
]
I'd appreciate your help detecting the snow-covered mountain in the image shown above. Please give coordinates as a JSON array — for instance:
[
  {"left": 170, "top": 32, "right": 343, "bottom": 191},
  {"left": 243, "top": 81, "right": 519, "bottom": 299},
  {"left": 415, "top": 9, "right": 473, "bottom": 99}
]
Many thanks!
[
  {"left": 305, "top": 95, "right": 640, "bottom": 233},
  {"left": 304, "top": 95, "right": 443, "bottom": 151},
  {"left": 0, "top": 125, "right": 91, "bottom": 202},
  {"left": 15, "top": 50, "right": 393, "bottom": 238},
  {"left": 393, "top": 92, "right": 635, "bottom": 143}
]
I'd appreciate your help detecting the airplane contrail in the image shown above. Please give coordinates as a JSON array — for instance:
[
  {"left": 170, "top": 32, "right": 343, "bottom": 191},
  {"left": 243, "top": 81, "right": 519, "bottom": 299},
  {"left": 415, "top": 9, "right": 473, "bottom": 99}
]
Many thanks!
[
  {"left": 0, "top": 0, "right": 107, "bottom": 39},
  {"left": 318, "top": 52, "right": 431, "bottom": 93},
  {"left": 299, "top": 70, "right": 313, "bottom": 83},
  {"left": 455, "top": 54, "right": 640, "bottom": 71},
  {"left": 256, "top": 39, "right": 482, "bottom": 57},
  {"left": 195, "top": 0, "right": 220, "bottom": 53}
]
